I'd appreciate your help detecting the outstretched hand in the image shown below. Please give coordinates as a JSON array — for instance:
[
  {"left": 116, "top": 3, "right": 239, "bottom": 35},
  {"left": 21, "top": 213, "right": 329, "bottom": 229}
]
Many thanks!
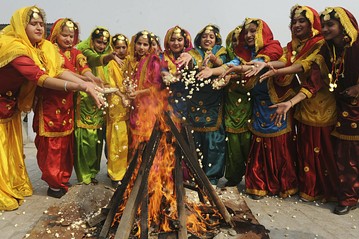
[
  {"left": 196, "top": 66, "right": 212, "bottom": 80},
  {"left": 268, "top": 101, "right": 291, "bottom": 125},
  {"left": 245, "top": 61, "right": 267, "bottom": 77},
  {"left": 176, "top": 52, "right": 192, "bottom": 68},
  {"left": 259, "top": 68, "right": 277, "bottom": 83},
  {"left": 80, "top": 82, "right": 104, "bottom": 108}
]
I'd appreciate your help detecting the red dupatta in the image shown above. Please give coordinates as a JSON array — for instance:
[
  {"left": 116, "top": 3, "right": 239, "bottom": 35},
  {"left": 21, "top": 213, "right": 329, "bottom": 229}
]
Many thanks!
[
  {"left": 286, "top": 6, "right": 323, "bottom": 67},
  {"left": 234, "top": 18, "right": 283, "bottom": 63}
]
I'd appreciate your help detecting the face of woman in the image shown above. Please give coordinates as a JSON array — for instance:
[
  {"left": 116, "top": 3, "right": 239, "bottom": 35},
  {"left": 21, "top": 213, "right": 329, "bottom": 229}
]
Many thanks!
[
  {"left": 169, "top": 33, "right": 185, "bottom": 54},
  {"left": 200, "top": 31, "right": 216, "bottom": 51},
  {"left": 151, "top": 39, "right": 161, "bottom": 54},
  {"left": 25, "top": 16, "right": 45, "bottom": 46},
  {"left": 244, "top": 23, "right": 257, "bottom": 47},
  {"left": 113, "top": 41, "right": 128, "bottom": 59},
  {"left": 232, "top": 34, "right": 239, "bottom": 48},
  {"left": 92, "top": 36, "right": 108, "bottom": 53},
  {"left": 291, "top": 14, "right": 311, "bottom": 40},
  {"left": 56, "top": 26, "right": 75, "bottom": 50},
  {"left": 135, "top": 36, "right": 150, "bottom": 57},
  {"left": 321, "top": 19, "right": 343, "bottom": 42}
]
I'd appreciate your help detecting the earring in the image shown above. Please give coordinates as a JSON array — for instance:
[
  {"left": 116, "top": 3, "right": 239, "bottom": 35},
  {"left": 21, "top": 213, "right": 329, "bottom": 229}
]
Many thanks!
[{"left": 343, "top": 35, "right": 350, "bottom": 43}]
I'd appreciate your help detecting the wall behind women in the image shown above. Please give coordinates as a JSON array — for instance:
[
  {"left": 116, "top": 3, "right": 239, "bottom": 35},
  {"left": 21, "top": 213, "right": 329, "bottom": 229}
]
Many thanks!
[{"left": 1, "top": 0, "right": 358, "bottom": 48}]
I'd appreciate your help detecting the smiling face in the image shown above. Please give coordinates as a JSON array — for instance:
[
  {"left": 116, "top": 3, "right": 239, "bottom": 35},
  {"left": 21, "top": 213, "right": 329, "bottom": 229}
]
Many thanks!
[
  {"left": 321, "top": 18, "right": 343, "bottom": 43},
  {"left": 244, "top": 23, "right": 257, "bottom": 47},
  {"left": 151, "top": 38, "right": 161, "bottom": 54},
  {"left": 56, "top": 25, "right": 75, "bottom": 50},
  {"left": 135, "top": 35, "right": 150, "bottom": 57},
  {"left": 200, "top": 30, "right": 216, "bottom": 51},
  {"left": 25, "top": 16, "right": 45, "bottom": 46},
  {"left": 92, "top": 36, "right": 108, "bottom": 53},
  {"left": 168, "top": 32, "right": 185, "bottom": 54},
  {"left": 291, "top": 14, "right": 311, "bottom": 40}
]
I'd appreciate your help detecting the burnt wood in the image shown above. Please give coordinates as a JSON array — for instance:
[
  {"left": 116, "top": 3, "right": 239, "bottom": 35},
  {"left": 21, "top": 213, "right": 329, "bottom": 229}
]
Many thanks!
[
  {"left": 115, "top": 121, "right": 163, "bottom": 239},
  {"left": 164, "top": 112, "right": 234, "bottom": 227}
]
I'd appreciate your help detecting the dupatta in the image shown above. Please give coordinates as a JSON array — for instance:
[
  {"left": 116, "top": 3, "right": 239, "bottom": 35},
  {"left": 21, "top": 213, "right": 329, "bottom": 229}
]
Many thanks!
[
  {"left": 163, "top": 26, "right": 193, "bottom": 75},
  {"left": 0, "top": 6, "right": 63, "bottom": 112}
]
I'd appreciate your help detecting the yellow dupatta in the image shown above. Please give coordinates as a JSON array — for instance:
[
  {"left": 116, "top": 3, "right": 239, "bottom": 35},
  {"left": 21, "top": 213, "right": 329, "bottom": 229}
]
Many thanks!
[{"left": 0, "top": 6, "right": 63, "bottom": 112}]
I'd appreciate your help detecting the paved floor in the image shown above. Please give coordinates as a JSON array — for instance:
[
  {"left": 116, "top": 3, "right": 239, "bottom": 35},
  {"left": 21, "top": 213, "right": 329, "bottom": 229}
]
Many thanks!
[{"left": 0, "top": 142, "right": 358, "bottom": 239}]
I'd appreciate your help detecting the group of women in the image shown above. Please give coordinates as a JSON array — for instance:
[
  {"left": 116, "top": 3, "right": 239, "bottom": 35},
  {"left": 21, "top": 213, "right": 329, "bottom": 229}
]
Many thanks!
[{"left": 0, "top": 5, "right": 357, "bottom": 217}]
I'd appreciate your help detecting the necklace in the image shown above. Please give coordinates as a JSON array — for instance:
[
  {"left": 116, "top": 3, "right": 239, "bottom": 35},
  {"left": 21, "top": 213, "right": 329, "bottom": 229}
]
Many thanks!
[
  {"left": 328, "top": 45, "right": 346, "bottom": 92},
  {"left": 290, "top": 38, "right": 307, "bottom": 63}
]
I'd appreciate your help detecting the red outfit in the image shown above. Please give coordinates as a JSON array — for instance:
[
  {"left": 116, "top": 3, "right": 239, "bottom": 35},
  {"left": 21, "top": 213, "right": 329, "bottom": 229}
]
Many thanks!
[
  {"left": 33, "top": 46, "right": 90, "bottom": 190},
  {"left": 235, "top": 19, "right": 298, "bottom": 198},
  {"left": 318, "top": 7, "right": 359, "bottom": 207}
]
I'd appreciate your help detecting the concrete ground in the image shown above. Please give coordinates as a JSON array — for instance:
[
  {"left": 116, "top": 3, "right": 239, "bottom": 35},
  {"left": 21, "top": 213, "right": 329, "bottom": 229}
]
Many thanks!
[{"left": 0, "top": 142, "right": 358, "bottom": 239}]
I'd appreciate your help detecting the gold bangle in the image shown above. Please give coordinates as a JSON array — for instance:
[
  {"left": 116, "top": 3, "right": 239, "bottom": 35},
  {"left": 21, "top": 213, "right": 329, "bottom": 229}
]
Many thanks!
[{"left": 289, "top": 100, "right": 293, "bottom": 108}]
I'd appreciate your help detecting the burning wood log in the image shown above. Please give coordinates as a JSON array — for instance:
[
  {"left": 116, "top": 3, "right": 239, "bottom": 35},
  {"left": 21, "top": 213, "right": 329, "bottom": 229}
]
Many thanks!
[
  {"left": 140, "top": 180, "right": 149, "bottom": 239},
  {"left": 98, "top": 143, "right": 144, "bottom": 238},
  {"left": 164, "top": 111, "right": 234, "bottom": 228},
  {"left": 114, "top": 121, "right": 163, "bottom": 239},
  {"left": 174, "top": 149, "right": 188, "bottom": 239}
]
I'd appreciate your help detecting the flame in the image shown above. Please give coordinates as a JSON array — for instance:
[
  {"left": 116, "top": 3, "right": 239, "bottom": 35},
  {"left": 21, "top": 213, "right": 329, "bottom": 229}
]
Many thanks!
[{"left": 112, "top": 65, "right": 224, "bottom": 237}]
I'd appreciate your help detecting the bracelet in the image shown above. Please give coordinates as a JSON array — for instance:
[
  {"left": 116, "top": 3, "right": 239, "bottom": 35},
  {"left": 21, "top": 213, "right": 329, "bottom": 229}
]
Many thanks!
[
  {"left": 289, "top": 100, "right": 293, "bottom": 108},
  {"left": 64, "top": 81, "right": 68, "bottom": 92}
]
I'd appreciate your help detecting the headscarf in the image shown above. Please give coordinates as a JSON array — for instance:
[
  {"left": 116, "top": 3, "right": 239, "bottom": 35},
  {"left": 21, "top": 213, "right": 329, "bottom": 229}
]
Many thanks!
[
  {"left": 320, "top": 7, "right": 358, "bottom": 46},
  {"left": 163, "top": 26, "right": 193, "bottom": 75},
  {"left": 286, "top": 5, "right": 324, "bottom": 69},
  {"left": 48, "top": 18, "right": 80, "bottom": 45},
  {"left": 48, "top": 18, "right": 83, "bottom": 73},
  {"left": 234, "top": 18, "right": 283, "bottom": 63},
  {"left": 0, "top": 6, "right": 64, "bottom": 111},
  {"left": 150, "top": 32, "right": 163, "bottom": 53},
  {"left": 111, "top": 33, "right": 129, "bottom": 48},
  {"left": 226, "top": 25, "right": 242, "bottom": 60},
  {"left": 194, "top": 24, "right": 222, "bottom": 49},
  {"left": 77, "top": 26, "right": 112, "bottom": 54},
  {"left": 77, "top": 26, "right": 112, "bottom": 80},
  {"left": 317, "top": 7, "right": 359, "bottom": 93}
]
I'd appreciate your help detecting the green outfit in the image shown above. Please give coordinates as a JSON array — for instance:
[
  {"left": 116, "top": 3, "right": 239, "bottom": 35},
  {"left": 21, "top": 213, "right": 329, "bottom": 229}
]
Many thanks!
[
  {"left": 224, "top": 81, "right": 252, "bottom": 185},
  {"left": 74, "top": 27, "right": 110, "bottom": 184}
]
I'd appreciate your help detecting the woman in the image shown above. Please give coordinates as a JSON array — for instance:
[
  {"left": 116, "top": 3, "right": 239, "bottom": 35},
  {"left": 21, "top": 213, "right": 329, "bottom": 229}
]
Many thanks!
[
  {"left": 162, "top": 26, "right": 193, "bottom": 123},
  {"left": 182, "top": 24, "right": 227, "bottom": 185},
  {"left": 317, "top": 7, "right": 358, "bottom": 215},
  {"left": 223, "top": 18, "right": 297, "bottom": 199},
  {"left": 112, "top": 33, "right": 129, "bottom": 61},
  {"left": 0, "top": 6, "right": 101, "bottom": 209},
  {"left": 151, "top": 32, "right": 163, "bottom": 57},
  {"left": 33, "top": 18, "right": 103, "bottom": 198},
  {"left": 105, "top": 33, "right": 130, "bottom": 187},
  {"left": 258, "top": 5, "right": 338, "bottom": 203},
  {"left": 122, "top": 30, "right": 164, "bottom": 150},
  {"left": 76, "top": 27, "right": 117, "bottom": 185}
]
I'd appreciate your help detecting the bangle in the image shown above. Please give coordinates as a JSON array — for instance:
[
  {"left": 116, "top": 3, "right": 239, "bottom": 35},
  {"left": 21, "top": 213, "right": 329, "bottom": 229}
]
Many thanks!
[
  {"left": 289, "top": 100, "right": 293, "bottom": 108},
  {"left": 64, "top": 81, "right": 68, "bottom": 92}
]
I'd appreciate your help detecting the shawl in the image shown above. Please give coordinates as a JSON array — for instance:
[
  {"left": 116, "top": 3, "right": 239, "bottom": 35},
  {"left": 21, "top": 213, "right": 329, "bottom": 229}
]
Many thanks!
[{"left": 0, "top": 6, "right": 64, "bottom": 112}]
